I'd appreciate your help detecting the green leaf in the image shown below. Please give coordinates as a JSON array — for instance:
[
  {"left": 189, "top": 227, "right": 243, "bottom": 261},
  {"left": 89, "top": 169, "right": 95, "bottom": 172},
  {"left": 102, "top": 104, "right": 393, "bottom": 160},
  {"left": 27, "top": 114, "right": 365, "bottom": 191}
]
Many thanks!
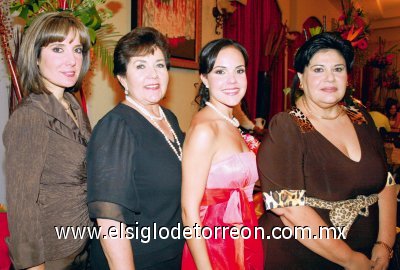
[
  {"left": 19, "top": 7, "right": 29, "bottom": 20},
  {"left": 283, "top": 87, "right": 291, "bottom": 95},
  {"left": 32, "top": 3, "right": 39, "bottom": 13},
  {"left": 88, "top": 27, "right": 96, "bottom": 44}
]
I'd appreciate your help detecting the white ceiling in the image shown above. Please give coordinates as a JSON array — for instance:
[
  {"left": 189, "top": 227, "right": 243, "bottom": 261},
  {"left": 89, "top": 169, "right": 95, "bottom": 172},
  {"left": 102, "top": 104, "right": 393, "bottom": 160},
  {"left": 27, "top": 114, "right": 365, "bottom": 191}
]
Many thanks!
[
  {"left": 356, "top": 0, "right": 400, "bottom": 29},
  {"left": 328, "top": 0, "right": 400, "bottom": 30}
]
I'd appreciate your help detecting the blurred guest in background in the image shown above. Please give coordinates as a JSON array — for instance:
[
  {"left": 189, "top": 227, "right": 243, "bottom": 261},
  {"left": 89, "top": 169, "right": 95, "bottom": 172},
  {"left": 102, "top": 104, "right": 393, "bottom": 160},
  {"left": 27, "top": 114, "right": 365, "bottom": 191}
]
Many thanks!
[
  {"left": 369, "top": 104, "right": 391, "bottom": 133},
  {"left": 385, "top": 98, "right": 400, "bottom": 132}
]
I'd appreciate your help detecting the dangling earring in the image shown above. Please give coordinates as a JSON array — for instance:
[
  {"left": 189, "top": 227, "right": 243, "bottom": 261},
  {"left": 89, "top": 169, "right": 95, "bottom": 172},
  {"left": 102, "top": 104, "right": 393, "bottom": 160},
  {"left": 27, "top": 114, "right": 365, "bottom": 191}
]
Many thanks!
[{"left": 124, "top": 88, "right": 129, "bottom": 96}]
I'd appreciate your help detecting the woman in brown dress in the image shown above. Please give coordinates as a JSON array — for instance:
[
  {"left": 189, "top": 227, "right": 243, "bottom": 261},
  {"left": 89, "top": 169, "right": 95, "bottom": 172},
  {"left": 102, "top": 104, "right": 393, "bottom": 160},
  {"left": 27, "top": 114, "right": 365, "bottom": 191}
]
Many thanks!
[
  {"left": 257, "top": 32, "right": 397, "bottom": 270},
  {"left": 3, "top": 12, "right": 91, "bottom": 269}
]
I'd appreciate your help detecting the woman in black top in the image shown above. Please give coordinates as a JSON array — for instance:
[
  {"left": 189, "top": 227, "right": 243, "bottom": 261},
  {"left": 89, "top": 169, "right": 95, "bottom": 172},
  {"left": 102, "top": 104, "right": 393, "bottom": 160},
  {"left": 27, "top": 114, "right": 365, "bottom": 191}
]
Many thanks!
[{"left": 87, "top": 27, "right": 184, "bottom": 270}]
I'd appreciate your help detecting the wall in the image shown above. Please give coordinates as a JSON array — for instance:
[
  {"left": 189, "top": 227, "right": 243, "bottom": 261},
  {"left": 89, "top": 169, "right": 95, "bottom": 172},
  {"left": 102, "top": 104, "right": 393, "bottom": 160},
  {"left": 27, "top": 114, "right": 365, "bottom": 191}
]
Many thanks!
[
  {"left": 278, "top": 0, "right": 341, "bottom": 33},
  {"left": 87, "top": 0, "right": 221, "bottom": 131}
]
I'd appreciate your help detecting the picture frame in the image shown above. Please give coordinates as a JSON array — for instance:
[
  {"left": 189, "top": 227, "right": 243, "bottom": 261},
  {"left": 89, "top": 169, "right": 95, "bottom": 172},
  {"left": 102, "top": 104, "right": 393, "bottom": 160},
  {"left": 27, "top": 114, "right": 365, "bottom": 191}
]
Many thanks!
[{"left": 132, "top": 0, "right": 202, "bottom": 69}]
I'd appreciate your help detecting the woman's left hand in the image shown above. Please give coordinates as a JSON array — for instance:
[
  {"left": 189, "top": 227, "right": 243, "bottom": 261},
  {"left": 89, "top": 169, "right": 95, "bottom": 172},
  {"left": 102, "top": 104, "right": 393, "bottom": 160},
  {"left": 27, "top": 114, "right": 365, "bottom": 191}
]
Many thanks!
[{"left": 371, "top": 244, "right": 390, "bottom": 270}]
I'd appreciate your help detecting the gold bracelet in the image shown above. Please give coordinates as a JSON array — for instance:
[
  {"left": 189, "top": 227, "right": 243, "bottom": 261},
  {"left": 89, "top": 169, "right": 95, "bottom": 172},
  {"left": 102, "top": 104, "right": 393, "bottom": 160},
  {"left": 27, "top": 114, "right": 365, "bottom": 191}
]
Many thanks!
[{"left": 375, "top": 241, "right": 394, "bottom": 259}]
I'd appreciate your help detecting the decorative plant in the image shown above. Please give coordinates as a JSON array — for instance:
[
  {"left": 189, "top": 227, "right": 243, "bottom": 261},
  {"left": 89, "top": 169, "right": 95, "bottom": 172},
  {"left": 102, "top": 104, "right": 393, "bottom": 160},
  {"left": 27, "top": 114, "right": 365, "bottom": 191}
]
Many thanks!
[
  {"left": 369, "top": 51, "right": 396, "bottom": 70},
  {"left": 368, "top": 38, "right": 399, "bottom": 70},
  {"left": 333, "top": 0, "right": 370, "bottom": 51},
  {"left": 0, "top": 0, "right": 119, "bottom": 114},
  {"left": 10, "top": 0, "right": 118, "bottom": 72},
  {"left": 376, "top": 69, "right": 400, "bottom": 90}
]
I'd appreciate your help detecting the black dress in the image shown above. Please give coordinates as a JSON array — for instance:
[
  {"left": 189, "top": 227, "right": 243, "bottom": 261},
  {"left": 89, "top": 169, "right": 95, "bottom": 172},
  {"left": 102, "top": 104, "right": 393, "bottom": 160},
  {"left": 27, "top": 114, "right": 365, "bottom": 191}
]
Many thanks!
[
  {"left": 257, "top": 105, "right": 387, "bottom": 270},
  {"left": 87, "top": 103, "right": 185, "bottom": 269}
]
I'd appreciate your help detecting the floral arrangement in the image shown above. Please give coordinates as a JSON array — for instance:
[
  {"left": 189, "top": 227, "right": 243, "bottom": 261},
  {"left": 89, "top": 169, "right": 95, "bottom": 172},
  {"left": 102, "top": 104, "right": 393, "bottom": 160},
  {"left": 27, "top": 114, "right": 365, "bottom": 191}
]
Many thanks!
[
  {"left": 368, "top": 38, "right": 399, "bottom": 70},
  {"left": 333, "top": 0, "right": 370, "bottom": 51},
  {"left": 10, "top": 0, "right": 118, "bottom": 72},
  {"left": 11, "top": 0, "right": 111, "bottom": 44},
  {"left": 1, "top": 0, "right": 119, "bottom": 113},
  {"left": 368, "top": 52, "right": 396, "bottom": 70},
  {"left": 376, "top": 69, "right": 400, "bottom": 90},
  {"left": 383, "top": 70, "right": 400, "bottom": 89}
]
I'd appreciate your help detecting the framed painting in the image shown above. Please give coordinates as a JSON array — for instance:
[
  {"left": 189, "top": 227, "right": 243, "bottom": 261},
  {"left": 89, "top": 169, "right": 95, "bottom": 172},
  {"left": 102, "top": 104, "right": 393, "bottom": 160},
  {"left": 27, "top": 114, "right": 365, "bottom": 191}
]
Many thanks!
[{"left": 132, "top": 0, "right": 202, "bottom": 69}]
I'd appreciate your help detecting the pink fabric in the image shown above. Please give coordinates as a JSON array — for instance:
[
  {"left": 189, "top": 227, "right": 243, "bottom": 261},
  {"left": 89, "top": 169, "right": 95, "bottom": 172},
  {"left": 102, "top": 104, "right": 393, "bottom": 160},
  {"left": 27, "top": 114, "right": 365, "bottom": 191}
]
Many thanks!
[
  {"left": 224, "top": 0, "right": 285, "bottom": 120},
  {"left": 0, "top": 213, "right": 11, "bottom": 270},
  {"left": 182, "top": 152, "right": 263, "bottom": 269}
]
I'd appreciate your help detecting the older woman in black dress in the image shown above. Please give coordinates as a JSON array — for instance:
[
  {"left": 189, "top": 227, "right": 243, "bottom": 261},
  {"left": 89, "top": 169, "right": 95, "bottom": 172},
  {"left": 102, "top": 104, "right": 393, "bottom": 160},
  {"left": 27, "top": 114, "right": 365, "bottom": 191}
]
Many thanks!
[
  {"left": 258, "top": 32, "right": 397, "bottom": 270},
  {"left": 87, "top": 27, "right": 184, "bottom": 270}
]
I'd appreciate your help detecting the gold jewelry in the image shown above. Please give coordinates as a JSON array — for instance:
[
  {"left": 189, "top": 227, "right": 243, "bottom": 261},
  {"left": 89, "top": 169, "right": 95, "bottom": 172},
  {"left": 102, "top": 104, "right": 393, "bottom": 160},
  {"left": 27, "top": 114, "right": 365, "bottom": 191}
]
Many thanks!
[
  {"left": 299, "top": 82, "right": 303, "bottom": 89},
  {"left": 60, "top": 98, "right": 78, "bottom": 124},
  {"left": 302, "top": 97, "right": 344, "bottom": 120},
  {"left": 375, "top": 241, "right": 393, "bottom": 259}
]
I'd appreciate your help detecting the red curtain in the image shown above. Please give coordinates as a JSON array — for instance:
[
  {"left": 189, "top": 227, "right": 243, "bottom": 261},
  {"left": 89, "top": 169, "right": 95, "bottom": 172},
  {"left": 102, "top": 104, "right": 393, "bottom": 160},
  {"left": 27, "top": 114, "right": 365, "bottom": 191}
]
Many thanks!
[{"left": 223, "top": 0, "right": 285, "bottom": 120}]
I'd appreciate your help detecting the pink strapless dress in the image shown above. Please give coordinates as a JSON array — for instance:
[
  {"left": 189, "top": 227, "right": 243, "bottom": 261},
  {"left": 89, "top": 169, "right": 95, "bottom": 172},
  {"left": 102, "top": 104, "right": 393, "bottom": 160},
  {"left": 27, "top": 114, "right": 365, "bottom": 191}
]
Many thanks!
[{"left": 182, "top": 152, "right": 264, "bottom": 270}]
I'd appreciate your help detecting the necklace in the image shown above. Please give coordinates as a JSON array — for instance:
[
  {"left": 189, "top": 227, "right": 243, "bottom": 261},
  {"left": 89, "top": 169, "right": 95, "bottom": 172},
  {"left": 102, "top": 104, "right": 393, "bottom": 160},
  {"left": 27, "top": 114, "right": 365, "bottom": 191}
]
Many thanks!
[
  {"left": 205, "top": 101, "right": 240, "bottom": 127},
  {"left": 60, "top": 98, "right": 79, "bottom": 126},
  {"left": 125, "top": 96, "right": 182, "bottom": 161},
  {"left": 125, "top": 95, "right": 164, "bottom": 121},
  {"left": 302, "top": 98, "right": 344, "bottom": 120}
]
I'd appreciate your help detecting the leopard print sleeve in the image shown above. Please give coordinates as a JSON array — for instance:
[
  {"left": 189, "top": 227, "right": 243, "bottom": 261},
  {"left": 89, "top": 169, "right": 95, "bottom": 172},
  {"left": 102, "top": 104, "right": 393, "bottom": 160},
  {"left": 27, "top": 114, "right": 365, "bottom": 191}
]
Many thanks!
[
  {"left": 387, "top": 172, "right": 396, "bottom": 186},
  {"left": 263, "top": 190, "right": 306, "bottom": 210}
]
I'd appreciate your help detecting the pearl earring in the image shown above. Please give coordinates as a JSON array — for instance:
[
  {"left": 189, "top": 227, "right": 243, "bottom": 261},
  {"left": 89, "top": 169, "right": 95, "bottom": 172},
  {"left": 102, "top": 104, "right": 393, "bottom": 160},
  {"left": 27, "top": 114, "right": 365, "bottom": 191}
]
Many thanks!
[{"left": 124, "top": 88, "right": 129, "bottom": 96}]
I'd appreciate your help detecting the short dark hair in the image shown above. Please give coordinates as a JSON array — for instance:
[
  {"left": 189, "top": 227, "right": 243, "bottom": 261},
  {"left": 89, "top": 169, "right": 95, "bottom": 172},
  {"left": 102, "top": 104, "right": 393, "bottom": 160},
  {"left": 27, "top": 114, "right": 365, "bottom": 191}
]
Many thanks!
[
  {"left": 195, "top": 38, "right": 248, "bottom": 108},
  {"left": 17, "top": 12, "right": 91, "bottom": 96},
  {"left": 290, "top": 32, "right": 354, "bottom": 105},
  {"left": 113, "top": 27, "right": 170, "bottom": 77},
  {"left": 385, "top": 98, "right": 398, "bottom": 116}
]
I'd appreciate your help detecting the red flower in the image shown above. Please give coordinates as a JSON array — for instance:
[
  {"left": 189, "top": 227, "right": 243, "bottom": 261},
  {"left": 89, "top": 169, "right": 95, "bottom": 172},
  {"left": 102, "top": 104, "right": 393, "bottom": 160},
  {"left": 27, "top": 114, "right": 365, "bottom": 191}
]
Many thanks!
[
  {"left": 354, "top": 16, "right": 365, "bottom": 28},
  {"left": 58, "top": 0, "right": 68, "bottom": 9},
  {"left": 357, "top": 39, "right": 368, "bottom": 50}
]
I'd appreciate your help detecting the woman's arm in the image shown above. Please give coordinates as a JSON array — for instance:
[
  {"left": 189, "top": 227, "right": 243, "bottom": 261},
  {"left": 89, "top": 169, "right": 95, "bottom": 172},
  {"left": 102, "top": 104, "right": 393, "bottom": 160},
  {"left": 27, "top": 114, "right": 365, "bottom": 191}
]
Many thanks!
[
  {"left": 274, "top": 206, "right": 373, "bottom": 270},
  {"left": 97, "top": 219, "right": 135, "bottom": 270},
  {"left": 371, "top": 184, "right": 397, "bottom": 270},
  {"left": 181, "top": 124, "right": 216, "bottom": 270},
  {"left": 3, "top": 107, "right": 48, "bottom": 269}
]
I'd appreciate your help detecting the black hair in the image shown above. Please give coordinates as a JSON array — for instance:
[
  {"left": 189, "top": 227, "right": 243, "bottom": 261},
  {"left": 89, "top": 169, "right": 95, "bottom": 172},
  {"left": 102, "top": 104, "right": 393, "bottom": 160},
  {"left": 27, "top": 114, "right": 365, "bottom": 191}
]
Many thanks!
[
  {"left": 195, "top": 38, "right": 248, "bottom": 108},
  {"left": 290, "top": 32, "right": 354, "bottom": 105},
  {"left": 385, "top": 98, "right": 398, "bottom": 117}
]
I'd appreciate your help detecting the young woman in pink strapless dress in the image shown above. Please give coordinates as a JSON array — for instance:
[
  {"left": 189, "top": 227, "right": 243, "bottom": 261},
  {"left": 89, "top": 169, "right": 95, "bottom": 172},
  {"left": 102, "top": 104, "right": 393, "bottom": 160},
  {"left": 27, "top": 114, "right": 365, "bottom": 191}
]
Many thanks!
[{"left": 181, "top": 39, "right": 263, "bottom": 270}]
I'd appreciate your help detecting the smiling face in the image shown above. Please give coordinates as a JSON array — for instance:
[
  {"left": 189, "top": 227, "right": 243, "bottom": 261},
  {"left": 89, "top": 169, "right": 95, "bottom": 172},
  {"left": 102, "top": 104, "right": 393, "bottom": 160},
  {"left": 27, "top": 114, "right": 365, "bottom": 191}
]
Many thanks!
[
  {"left": 299, "top": 49, "right": 348, "bottom": 108},
  {"left": 37, "top": 30, "right": 83, "bottom": 93},
  {"left": 117, "top": 47, "right": 169, "bottom": 106},
  {"left": 201, "top": 46, "right": 247, "bottom": 108}
]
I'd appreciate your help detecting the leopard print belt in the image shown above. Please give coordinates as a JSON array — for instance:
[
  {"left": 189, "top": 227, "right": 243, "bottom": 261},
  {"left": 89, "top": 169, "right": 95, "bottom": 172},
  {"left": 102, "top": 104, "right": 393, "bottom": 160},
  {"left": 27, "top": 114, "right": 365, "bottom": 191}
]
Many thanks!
[{"left": 305, "top": 194, "right": 378, "bottom": 238}]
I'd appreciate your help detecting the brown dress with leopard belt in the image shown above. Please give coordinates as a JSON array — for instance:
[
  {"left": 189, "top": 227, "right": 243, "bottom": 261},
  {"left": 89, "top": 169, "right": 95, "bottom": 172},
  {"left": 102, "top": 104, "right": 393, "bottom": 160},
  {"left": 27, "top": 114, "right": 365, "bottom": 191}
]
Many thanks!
[{"left": 257, "top": 105, "right": 391, "bottom": 270}]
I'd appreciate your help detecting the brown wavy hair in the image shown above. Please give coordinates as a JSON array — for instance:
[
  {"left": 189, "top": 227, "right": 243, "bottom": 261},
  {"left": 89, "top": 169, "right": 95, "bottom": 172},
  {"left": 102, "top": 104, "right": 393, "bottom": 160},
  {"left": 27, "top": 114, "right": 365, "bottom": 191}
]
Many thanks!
[{"left": 17, "top": 12, "right": 91, "bottom": 96}]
